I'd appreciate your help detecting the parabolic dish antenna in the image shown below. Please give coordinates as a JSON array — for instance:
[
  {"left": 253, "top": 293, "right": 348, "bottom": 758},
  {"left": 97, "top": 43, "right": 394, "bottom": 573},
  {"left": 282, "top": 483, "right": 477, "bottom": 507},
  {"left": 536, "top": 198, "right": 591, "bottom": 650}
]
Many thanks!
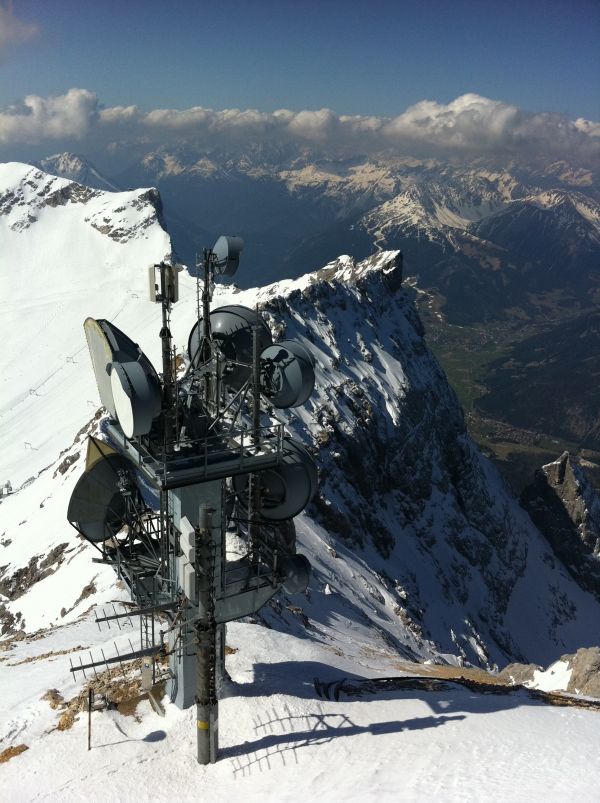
[
  {"left": 233, "top": 438, "right": 318, "bottom": 520},
  {"left": 212, "top": 235, "right": 244, "bottom": 276},
  {"left": 280, "top": 554, "right": 311, "bottom": 594},
  {"left": 84, "top": 318, "right": 161, "bottom": 435},
  {"left": 84, "top": 318, "right": 118, "bottom": 416},
  {"left": 260, "top": 339, "right": 316, "bottom": 408},
  {"left": 188, "top": 305, "right": 272, "bottom": 388},
  {"left": 110, "top": 360, "right": 161, "bottom": 438},
  {"left": 67, "top": 437, "right": 140, "bottom": 543}
]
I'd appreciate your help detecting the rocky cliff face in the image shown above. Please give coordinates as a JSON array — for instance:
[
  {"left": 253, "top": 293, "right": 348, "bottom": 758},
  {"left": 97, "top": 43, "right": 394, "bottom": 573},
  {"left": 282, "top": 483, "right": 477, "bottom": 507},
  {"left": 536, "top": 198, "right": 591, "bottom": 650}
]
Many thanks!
[
  {"left": 521, "top": 452, "right": 600, "bottom": 600},
  {"left": 255, "top": 253, "right": 600, "bottom": 666}
]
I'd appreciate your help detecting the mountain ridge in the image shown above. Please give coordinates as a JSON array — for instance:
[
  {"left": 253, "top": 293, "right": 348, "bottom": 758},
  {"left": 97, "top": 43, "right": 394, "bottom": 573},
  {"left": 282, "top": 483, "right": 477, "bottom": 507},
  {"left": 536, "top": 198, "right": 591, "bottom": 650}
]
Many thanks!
[{"left": 1, "top": 163, "right": 598, "bottom": 670}]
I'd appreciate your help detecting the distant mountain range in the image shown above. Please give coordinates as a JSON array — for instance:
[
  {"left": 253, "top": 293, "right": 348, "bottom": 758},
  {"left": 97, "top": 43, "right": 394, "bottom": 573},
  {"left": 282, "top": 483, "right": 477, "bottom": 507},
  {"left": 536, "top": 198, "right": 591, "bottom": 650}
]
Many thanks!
[
  {"left": 27, "top": 149, "right": 600, "bottom": 454},
  {"left": 37, "top": 153, "right": 120, "bottom": 193},
  {"left": 35, "top": 149, "right": 599, "bottom": 320}
]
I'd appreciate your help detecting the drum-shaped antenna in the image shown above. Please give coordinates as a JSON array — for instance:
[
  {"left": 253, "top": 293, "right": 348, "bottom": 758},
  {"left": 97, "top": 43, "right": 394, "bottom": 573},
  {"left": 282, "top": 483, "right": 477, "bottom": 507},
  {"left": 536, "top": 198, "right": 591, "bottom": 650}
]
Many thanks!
[
  {"left": 84, "top": 318, "right": 161, "bottom": 435},
  {"left": 188, "top": 305, "right": 272, "bottom": 389},
  {"left": 67, "top": 445, "right": 139, "bottom": 543},
  {"left": 281, "top": 554, "right": 311, "bottom": 595},
  {"left": 110, "top": 360, "right": 161, "bottom": 438},
  {"left": 260, "top": 340, "right": 316, "bottom": 408},
  {"left": 212, "top": 235, "right": 244, "bottom": 276},
  {"left": 233, "top": 439, "right": 318, "bottom": 520}
]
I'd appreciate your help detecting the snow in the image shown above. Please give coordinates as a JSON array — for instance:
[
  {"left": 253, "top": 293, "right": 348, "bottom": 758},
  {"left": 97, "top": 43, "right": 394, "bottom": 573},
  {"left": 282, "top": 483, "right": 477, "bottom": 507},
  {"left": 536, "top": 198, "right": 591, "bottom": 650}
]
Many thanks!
[
  {"left": 2, "top": 163, "right": 600, "bottom": 800},
  {"left": 0, "top": 163, "right": 170, "bottom": 487},
  {"left": 527, "top": 660, "right": 573, "bottom": 693},
  {"left": 1, "top": 618, "right": 599, "bottom": 801}
]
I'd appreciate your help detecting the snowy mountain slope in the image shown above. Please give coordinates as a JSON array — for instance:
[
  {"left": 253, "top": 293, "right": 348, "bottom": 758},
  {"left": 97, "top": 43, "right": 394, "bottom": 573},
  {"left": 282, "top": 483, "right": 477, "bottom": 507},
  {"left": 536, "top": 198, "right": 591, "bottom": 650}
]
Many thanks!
[
  {"left": 2, "top": 616, "right": 600, "bottom": 802},
  {"left": 0, "top": 162, "right": 172, "bottom": 488},
  {"left": 2, "top": 164, "right": 600, "bottom": 797},
  {"left": 252, "top": 253, "right": 600, "bottom": 666}
]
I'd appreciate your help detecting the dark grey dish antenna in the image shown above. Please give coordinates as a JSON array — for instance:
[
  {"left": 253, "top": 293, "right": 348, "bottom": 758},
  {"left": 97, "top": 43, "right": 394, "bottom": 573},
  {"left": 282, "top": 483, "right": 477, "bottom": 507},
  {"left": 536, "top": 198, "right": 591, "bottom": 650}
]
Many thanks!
[
  {"left": 281, "top": 554, "right": 311, "bottom": 594},
  {"left": 233, "top": 438, "right": 318, "bottom": 520},
  {"left": 188, "top": 305, "right": 272, "bottom": 388},
  {"left": 260, "top": 339, "right": 316, "bottom": 408},
  {"left": 67, "top": 439, "right": 139, "bottom": 543},
  {"left": 212, "top": 235, "right": 244, "bottom": 277}
]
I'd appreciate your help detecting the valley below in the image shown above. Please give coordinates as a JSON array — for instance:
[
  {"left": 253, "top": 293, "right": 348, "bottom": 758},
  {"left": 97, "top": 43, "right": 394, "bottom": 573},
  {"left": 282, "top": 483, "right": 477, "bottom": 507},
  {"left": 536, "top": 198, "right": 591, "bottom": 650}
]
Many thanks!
[{"left": 421, "top": 303, "right": 600, "bottom": 495}]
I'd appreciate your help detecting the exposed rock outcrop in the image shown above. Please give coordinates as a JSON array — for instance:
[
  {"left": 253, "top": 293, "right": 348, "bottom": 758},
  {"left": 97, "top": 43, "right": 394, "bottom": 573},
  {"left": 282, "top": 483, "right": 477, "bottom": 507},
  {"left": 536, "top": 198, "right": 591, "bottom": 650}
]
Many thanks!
[
  {"left": 566, "top": 647, "right": 600, "bottom": 697},
  {"left": 260, "top": 252, "right": 592, "bottom": 667},
  {"left": 497, "top": 662, "right": 541, "bottom": 685},
  {"left": 521, "top": 452, "right": 600, "bottom": 599},
  {"left": 499, "top": 647, "right": 600, "bottom": 698}
]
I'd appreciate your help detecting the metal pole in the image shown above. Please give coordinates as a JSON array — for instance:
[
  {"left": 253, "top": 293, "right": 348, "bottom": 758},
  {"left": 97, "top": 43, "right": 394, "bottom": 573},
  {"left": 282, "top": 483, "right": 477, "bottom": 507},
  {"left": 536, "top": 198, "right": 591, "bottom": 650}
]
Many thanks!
[
  {"left": 87, "top": 688, "right": 92, "bottom": 751},
  {"left": 201, "top": 250, "right": 213, "bottom": 414},
  {"left": 195, "top": 505, "right": 218, "bottom": 764},
  {"left": 248, "top": 312, "right": 262, "bottom": 560},
  {"left": 159, "top": 262, "right": 176, "bottom": 451},
  {"left": 251, "top": 308, "right": 261, "bottom": 449},
  {"left": 202, "top": 250, "right": 211, "bottom": 349}
]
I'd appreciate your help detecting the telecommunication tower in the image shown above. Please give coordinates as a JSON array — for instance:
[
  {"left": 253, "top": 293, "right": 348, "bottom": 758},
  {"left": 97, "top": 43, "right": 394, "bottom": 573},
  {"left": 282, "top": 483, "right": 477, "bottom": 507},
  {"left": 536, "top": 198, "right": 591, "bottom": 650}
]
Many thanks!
[{"left": 67, "top": 237, "right": 317, "bottom": 763}]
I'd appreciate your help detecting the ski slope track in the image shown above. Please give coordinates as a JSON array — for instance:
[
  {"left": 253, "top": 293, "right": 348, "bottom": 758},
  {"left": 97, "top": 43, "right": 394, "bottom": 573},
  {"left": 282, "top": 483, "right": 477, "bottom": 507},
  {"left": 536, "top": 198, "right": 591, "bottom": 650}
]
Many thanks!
[{"left": 1, "top": 163, "right": 599, "bottom": 801}]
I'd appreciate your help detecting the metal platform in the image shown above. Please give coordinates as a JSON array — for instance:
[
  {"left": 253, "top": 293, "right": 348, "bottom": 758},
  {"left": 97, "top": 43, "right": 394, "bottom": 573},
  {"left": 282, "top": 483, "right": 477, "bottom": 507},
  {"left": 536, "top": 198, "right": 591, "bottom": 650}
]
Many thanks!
[{"left": 105, "top": 421, "right": 287, "bottom": 490}]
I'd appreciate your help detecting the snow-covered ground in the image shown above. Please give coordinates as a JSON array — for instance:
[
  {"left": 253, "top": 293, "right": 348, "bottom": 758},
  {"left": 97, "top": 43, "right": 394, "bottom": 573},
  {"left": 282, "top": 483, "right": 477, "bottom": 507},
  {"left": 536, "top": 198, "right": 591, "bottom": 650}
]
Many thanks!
[
  {"left": 1, "top": 163, "right": 599, "bottom": 800},
  {"left": 2, "top": 615, "right": 599, "bottom": 802}
]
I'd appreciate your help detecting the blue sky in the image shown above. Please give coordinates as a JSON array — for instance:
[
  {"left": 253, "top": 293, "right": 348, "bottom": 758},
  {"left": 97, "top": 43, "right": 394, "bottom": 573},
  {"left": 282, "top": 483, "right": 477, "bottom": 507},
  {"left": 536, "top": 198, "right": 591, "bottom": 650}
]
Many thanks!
[{"left": 2, "top": 0, "right": 599, "bottom": 121}]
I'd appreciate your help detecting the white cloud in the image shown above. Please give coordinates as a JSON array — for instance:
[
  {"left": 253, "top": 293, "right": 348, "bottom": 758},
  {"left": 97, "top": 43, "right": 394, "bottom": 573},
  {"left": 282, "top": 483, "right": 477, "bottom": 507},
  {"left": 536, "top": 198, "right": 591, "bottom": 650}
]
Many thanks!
[
  {"left": 574, "top": 117, "right": 600, "bottom": 138},
  {"left": 99, "top": 104, "right": 139, "bottom": 125},
  {"left": 1, "top": 88, "right": 598, "bottom": 166},
  {"left": 0, "top": 1, "right": 38, "bottom": 58},
  {"left": 0, "top": 88, "right": 98, "bottom": 144}
]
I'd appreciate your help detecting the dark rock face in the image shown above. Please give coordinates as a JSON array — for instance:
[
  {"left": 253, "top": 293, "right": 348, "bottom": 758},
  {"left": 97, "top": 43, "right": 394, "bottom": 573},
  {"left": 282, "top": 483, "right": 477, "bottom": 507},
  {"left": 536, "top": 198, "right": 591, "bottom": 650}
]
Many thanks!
[
  {"left": 0, "top": 543, "right": 69, "bottom": 601},
  {"left": 262, "top": 252, "right": 566, "bottom": 666},
  {"left": 521, "top": 452, "right": 600, "bottom": 600}
]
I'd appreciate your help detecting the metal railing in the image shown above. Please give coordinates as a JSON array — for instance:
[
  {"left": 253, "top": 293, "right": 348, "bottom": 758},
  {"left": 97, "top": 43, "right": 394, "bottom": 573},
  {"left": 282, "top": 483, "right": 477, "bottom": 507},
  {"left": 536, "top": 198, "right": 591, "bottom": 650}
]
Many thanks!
[{"left": 106, "top": 421, "right": 287, "bottom": 489}]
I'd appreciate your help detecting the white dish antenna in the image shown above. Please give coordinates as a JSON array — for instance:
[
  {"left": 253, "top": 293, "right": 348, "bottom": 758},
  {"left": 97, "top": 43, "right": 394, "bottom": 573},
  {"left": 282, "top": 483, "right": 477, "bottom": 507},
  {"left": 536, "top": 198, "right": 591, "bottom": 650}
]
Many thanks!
[{"left": 84, "top": 317, "right": 161, "bottom": 436}]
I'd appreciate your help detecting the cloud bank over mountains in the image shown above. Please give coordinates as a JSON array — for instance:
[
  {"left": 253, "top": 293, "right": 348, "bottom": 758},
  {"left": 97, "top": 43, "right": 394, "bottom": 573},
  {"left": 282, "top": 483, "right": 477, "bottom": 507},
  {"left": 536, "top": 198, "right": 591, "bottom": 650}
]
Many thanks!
[{"left": 1, "top": 87, "right": 598, "bottom": 165}]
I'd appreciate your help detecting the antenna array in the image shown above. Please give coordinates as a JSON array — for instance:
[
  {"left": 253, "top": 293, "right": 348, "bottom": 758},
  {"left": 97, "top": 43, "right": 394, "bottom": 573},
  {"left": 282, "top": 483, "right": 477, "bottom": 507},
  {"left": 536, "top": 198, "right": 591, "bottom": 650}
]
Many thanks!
[{"left": 67, "top": 237, "right": 317, "bottom": 763}]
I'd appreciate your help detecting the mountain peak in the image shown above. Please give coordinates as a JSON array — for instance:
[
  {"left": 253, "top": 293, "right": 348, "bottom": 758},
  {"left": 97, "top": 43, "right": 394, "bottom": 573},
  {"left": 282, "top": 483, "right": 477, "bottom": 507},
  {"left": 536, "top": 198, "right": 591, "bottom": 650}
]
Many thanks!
[
  {"left": 253, "top": 250, "right": 402, "bottom": 305},
  {"left": 37, "top": 152, "right": 119, "bottom": 192}
]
